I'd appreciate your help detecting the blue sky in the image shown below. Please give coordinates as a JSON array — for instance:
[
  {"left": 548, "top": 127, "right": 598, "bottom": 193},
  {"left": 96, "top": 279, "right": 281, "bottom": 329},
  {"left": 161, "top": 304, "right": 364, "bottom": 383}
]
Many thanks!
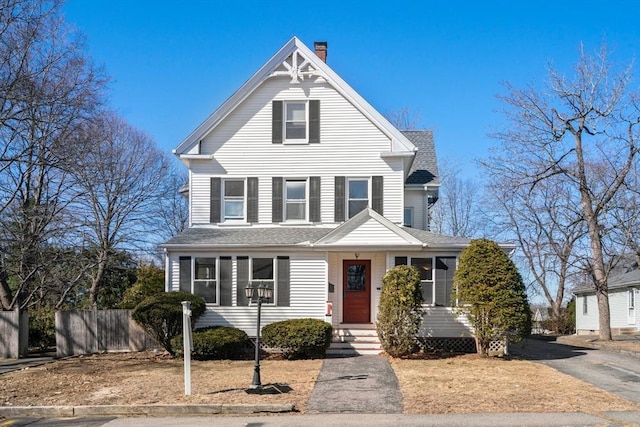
[{"left": 63, "top": 1, "right": 640, "bottom": 177}]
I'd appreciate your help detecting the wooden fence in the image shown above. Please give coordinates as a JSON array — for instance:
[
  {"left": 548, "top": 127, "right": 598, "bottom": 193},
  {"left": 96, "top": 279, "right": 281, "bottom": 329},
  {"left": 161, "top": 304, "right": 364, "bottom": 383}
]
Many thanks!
[
  {"left": 55, "top": 309, "right": 156, "bottom": 357},
  {"left": 0, "top": 307, "right": 29, "bottom": 358}
]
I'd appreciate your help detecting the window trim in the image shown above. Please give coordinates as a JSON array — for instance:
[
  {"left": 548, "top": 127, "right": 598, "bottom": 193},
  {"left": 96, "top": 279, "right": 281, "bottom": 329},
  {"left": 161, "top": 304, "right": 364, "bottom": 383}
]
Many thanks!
[
  {"left": 222, "top": 178, "right": 246, "bottom": 222},
  {"left": 347, "top": 177, "right": 369, "bottom": 219},
  {"left": 284, "top": 178, "right": 308, "bottom": 222},
  {"left": 283, "top": 101, "right": 308, "bottom": 144},
  {"left": 192, "top": 257, "right": 219, "bottom": 305}
]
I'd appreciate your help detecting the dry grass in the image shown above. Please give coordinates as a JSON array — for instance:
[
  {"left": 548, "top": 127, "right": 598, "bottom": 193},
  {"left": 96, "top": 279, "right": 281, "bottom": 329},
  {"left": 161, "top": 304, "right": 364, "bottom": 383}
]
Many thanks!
[
  {"left": 1, "top": 350, "right": 638, "bottom": 415},
  {"left": 0, "top": 352, "right": 322, "bottom": 412},
  {"left": 390, "top": 354, "right": 639, "bottom": 414}
]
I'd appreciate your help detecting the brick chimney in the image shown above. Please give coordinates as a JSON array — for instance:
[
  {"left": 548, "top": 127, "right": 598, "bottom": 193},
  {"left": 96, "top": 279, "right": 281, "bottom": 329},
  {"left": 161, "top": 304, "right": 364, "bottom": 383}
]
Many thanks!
[{"left": 314, "top": 41, "right": 327, "bottom": 63}]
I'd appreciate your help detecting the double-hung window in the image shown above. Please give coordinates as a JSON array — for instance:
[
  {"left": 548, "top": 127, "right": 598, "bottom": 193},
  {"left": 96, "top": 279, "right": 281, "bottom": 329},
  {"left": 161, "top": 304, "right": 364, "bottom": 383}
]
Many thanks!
[
  {"left": 411, "top": 257, "right": 434, "bottom": 304},
  {"left": 285, "top": 101, "right": 307, "bottom": 142},
  {"left": 404, "top": 207, "right": 414, "bottom": 228},
  {"left": 223, "top": 179, "right": 245, "bottom": 221},
  {"left": 285, "top": 179, "right": 307, "bottom": 221},
  {"left": 251, "top": 257, "right": 275, "bottom": 303},
  {"left": 348, "top": 178, "right": 368, "bottom": 218},
  {"left": 194, "top": 257, "right": 217, "bottom": 303}
]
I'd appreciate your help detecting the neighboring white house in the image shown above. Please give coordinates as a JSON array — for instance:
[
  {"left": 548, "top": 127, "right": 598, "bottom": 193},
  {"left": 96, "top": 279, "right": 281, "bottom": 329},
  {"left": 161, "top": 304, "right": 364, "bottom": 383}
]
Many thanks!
[
  {"left": 574, "top": 269, "right": 640, "bottom": 335},
  {"left": 161, "top": 37, "right": 478, "bottom": 355}
]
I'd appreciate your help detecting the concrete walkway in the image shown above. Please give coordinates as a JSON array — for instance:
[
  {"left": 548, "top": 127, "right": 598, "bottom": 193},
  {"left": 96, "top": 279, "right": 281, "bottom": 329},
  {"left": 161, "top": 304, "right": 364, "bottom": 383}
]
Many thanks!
[{"left": 307, "top": 356, "right": 403, "bottom": 413}]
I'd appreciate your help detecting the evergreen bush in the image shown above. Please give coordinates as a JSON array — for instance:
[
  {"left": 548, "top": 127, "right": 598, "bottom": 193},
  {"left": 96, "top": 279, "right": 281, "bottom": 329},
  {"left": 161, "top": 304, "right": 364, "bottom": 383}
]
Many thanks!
[
  {"left": 262, "top": 318, "right": 332, "bottom": 359},
  {"left": 120, "top": 264, "right": 165, "bottom": 309},
  {"left": 131, "top": 291, "right": 206, "bottom": 355},
  {"left": 172, "top": 326, "right": 250, "bottom": 360},
  {"left": 376, "top": 265, "right": 424, "bottom": 357},
  {"left": 453, "top": 238, "right": 531, "bottom": 356}
]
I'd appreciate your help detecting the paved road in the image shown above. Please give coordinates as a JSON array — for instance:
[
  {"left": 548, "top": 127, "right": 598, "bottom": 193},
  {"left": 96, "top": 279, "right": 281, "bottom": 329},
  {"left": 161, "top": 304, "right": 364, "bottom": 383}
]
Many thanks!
[
  {"left": 3, "top": 412, "right": 640, "bottom": 427},
  {"left": 510, "top": 337, "right": 640, "bottom": 404}
]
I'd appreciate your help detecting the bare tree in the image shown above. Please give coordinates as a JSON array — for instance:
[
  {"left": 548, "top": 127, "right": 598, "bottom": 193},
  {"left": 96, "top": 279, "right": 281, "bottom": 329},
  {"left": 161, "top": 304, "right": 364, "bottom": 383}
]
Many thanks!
[
  {"left": 488, "top": 44, "right": 639, "bottom": 340},
  {"left": 0, "top": 0, "right": 105, "bottom": 309},
  {"left": 385, "top": 107, "right": 423, "bottom": 130},
  {"left": 431, "top": 158, "right": 483, "bottom": 237},
  {"left": 70, "top": 112, "right": 170, "bottom": 306},
  {"left": 488, "top": 173, "right": 586, "bottom": 332}
]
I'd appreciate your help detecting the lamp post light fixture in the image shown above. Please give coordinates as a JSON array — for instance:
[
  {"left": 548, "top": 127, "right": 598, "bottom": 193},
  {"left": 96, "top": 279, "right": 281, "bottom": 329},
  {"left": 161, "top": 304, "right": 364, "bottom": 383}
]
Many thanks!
[{"left": 245, "top": 281, "right": 273, "bottom": 390}]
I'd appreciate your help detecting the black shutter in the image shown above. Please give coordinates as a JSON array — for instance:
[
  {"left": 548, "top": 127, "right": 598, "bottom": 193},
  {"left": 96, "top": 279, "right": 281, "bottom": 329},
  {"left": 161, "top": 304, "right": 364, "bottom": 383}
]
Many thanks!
[
  {"left": 309, "top": 100, "right": 320, "bottom": 143},
  {"left": 435, "top": 257, "right": 456, "bottom": 306},
  {"left": 309, "top": 176, "right": 321, "bottom": 222},
  {"left": 236, "top": 257, "right": 250, "bottom": 306},
  {"left": 210, "top": 178, "right": 221, "bottom": 223},
  {"left": 372, "top": 176, "right": 383, "bottom": 215},
  {"left": 277, "top": 256, "right": 290, "bottom": 306},
  {"left": 219, "top": 257, "right": 232, "bottom": 306},
  {"left": 179, "top": 256, "right": 191, "bottom": 293},
  {"left": 334, "top": 176, "right": 345, "bottom": 222},
  {"left": 272, "top": 177, "right": 283, "bottom": 223},
  {"left": 394, "top": 256, "right": 408, "bottom": 266},
  {"left": 272, "top": 101, "right": 283, "bottom": 144},
  {"left": 247, "top": 177, "right": 259, "bottom": 223}
]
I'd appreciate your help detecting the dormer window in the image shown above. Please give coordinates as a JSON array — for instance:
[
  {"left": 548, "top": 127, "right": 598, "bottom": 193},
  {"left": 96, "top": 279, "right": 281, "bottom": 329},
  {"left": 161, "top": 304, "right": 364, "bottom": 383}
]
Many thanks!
[{"left": 285, "top": 102, "right": 307, "bottom": 141}]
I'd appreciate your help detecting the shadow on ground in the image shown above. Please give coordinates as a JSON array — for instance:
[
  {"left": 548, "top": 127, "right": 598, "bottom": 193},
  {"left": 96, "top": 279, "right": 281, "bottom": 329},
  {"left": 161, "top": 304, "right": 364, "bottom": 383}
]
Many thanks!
[{"left": 509, "top": 337, "right": 591, "bottom": 361}]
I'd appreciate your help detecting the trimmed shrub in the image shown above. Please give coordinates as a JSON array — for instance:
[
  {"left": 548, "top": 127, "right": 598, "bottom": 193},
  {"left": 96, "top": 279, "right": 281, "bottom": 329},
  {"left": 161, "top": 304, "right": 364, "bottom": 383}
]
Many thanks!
[
  {"left": 172, "top": 326, "right": 250, "bottom": 360},
  {"left": 376, "top": 265, "right": 424, "bottom": 357},
  {"left": 120, "top": 265, "right": 165, "bottom": 309},
  {"left": 132, "top": 291, "right": 206, "bottom": 355},
  {"left": 453, "top": 238, "right": 531, "bottom": 357},
  {"left": 262, "top": 318, "right": 332, "bottom": 360}
]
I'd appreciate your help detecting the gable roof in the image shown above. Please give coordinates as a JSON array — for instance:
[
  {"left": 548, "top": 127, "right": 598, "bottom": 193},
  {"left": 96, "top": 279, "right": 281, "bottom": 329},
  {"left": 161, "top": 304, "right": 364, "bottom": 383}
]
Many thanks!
[
  {"left": 574, "top": 269, "right": 640, "bottom": 294},
  {"left": 173, "top": 37, "right": 417, "bottom": 156},
  {"left": 402, "top": 130, "right": 439, "bottom": 186},
  {"left": 313, "top": 208, "right": 423, "bottom": 248}
]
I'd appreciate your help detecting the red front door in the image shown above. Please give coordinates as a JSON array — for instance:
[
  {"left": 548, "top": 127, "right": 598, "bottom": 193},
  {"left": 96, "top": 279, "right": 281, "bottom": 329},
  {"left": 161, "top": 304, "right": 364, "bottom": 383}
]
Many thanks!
[{"left": 343, "top": 260, "right": 371, "bottom": 323}]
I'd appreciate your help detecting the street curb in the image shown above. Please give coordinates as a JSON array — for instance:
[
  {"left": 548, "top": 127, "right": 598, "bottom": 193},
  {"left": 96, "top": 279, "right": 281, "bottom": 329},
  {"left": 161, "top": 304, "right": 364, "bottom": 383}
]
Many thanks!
[{"left": 0, "top": 403, "right": 295, "bottom": 417}]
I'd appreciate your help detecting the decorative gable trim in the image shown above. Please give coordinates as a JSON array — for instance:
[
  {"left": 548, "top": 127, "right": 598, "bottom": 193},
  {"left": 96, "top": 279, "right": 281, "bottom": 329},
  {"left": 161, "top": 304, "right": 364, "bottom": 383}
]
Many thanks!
[{"left": 173, "top": 37, "right": 417, "bottom": 156}]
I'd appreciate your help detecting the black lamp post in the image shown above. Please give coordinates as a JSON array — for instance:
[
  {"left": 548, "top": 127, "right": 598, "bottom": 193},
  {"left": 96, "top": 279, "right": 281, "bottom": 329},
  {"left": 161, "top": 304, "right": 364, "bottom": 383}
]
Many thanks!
[{"left": 245, "top": 281, "right": 273, "bottom": 389}]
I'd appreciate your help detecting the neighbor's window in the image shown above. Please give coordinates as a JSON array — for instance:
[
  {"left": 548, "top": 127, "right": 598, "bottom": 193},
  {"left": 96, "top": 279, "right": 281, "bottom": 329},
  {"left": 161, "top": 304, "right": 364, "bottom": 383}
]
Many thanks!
[
  {"left": 348, "top": 178, "right": 368, "bottom": 218},
  {"left": 194, "top": 257, "right": 217, "bottom": 303},
  {"left": 223, "top": 179, "right": 244, "bottom": 221},
  {"left": 285, "top": 179, "right": 307, "bottom": 221},
  {"left": 583, "top": 296, "right": 588, "bottom": 315},
  {"left": 285, "top": 101, "right": 307, "bottom": 141}
]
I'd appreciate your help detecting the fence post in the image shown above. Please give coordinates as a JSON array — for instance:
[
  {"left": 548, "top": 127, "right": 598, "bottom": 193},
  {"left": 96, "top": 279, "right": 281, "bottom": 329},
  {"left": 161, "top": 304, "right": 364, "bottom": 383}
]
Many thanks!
[{"left": 182, "top": 301, "right": 193, "bottom": 396}]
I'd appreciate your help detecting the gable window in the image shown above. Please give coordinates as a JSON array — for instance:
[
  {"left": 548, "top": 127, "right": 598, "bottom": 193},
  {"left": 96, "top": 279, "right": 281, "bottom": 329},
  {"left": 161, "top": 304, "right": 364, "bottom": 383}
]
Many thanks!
[
  {"left": 194, "top": 257, "right": 217, "bottom": 303},
  {"left": 348, "top": 178, "right": 368, "bottom": 218},
  {"left": 223, "top": 179, "right": 245, "bottom": 221},
  {"left": 273, "top": 100, "right": 319, "bottom": 144},
  {"left": 285, "top": 101, "right": 307, "bottom": 141},
  {"left": 404, "top": 207, "right": 414, "bottom": 228},
  {"left": 285, "top": 179, "right": 307, "bottom": 221}
]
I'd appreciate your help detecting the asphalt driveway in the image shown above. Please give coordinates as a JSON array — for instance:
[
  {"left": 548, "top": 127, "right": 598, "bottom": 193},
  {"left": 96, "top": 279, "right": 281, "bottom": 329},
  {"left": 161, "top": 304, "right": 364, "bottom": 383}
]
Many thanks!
[{"left": 510, "top": 337, "right": 640, "bottom": 404}]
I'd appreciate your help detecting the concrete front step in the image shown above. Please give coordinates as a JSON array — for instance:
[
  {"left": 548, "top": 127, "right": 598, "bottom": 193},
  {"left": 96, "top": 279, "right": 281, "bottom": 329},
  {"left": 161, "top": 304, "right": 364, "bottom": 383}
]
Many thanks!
[{"left": 328, "top": 326, "right": 382, "bottom": 356}]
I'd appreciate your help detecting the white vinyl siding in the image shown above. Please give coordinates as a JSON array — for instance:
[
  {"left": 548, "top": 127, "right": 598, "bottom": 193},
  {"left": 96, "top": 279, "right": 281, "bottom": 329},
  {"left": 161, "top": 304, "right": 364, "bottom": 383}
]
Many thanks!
[
  {"left": 190, "top": 78, "right": 404, "bottom": 225},
  {"left": 404, "top": 190, "right": 425, "bottom": 230},
  {"left": 167, "top": 252, "right": 327, "bottom": 335}
]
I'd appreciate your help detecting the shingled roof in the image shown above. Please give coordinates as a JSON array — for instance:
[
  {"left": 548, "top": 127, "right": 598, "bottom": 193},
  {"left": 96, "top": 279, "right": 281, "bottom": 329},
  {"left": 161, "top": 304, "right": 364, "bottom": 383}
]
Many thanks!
[{"left": 402, "top": 130, "right": 439, "bottom": 186}]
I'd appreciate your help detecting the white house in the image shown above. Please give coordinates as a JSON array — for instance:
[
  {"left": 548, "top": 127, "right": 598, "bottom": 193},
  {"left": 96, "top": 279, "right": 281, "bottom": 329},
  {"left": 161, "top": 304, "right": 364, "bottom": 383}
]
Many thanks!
[
  {"left": 161, "top": 37, "right": 476, "bottom": 355},
  {"left": 575, "top": 269, "right": 639, "bottom": 335}
]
